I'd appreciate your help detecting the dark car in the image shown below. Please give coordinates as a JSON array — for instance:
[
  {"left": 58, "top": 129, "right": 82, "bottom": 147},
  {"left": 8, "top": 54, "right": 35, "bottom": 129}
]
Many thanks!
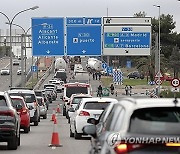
[
  {"left": 83, "top": 98, "right": 180, "bottom": 154},
  {"left": 127, "top": 71, "right": 144, "bottom": 79},
  {"left": 0, "top": 92, "right": 21, "bottom": 150}
]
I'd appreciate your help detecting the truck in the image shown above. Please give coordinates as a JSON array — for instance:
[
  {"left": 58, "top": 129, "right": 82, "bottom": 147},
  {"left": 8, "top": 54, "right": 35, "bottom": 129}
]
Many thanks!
[
  {"left": 86, "top": 58, "right": 103, "bottom": 73},
  {"left": 55, "top": 57, "right": 67, "bottom": 72}
]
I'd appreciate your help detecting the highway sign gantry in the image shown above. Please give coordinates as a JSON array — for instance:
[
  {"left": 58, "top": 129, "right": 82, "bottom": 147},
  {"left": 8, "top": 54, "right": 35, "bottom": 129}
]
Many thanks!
[
  {"left": 171, "top": 78, "right": 180, "bottom": 87},
  {"left": 32, "top": 17, "right": 65, "bottom": 56},
  {"left": 66, "top": 17, "right": 102, "bottom": 56}
]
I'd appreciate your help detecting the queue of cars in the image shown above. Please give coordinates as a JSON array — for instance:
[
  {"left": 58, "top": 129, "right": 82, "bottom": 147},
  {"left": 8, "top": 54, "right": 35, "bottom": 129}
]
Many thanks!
[{"left": 0, "top": 87, "right": 51, "bottom": 150}]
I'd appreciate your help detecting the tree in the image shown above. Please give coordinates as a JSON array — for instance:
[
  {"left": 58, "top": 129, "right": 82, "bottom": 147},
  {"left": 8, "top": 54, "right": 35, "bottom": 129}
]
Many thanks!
[{"left": 169, "top": 46, "right": 180, "bottom": 78}]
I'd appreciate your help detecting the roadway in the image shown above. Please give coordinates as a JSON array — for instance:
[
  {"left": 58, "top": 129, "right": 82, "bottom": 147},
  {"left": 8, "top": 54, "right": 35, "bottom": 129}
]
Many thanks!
[
  {"left": 0, "top": 58, "right": 147, "bottom": 153},
  {"left": 0, "top": 57, "right": 32, "bottom": 91}
]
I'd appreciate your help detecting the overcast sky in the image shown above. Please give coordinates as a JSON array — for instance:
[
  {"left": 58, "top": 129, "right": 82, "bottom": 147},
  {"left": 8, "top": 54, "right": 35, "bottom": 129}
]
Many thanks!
[{"left": 0, "top": 0, "right": 180, "bottom": 34}]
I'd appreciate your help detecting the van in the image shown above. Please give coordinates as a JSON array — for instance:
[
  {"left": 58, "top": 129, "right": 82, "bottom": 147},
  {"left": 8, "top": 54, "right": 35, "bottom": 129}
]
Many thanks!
[
  {"left": 54, "top": 71, "right": 67, "bottom": 83},
  {"left": 62, "top": 82, "right": 92, "bottom": 116}
]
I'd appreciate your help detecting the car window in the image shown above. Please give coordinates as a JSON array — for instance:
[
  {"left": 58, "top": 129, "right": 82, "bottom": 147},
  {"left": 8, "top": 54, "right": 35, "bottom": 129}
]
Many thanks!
[
  {"left": 83, "top": 102, "right": 110, "bottom": 110},
  {"left": 129, "top": 107, "right": 180, "bottom": 135},
  {"left": 103, "top": 105, "right": 118, "bottom": 131},
  {"left": 111, "top": 108, "right": 125, "bottom": 131},
  {"left": 11, "top": 98, "right": 25, "bottom": 107},
  {"left": 9, "top": 93, "right": 36, "bottom": 103},
  {"left": 0, "top": 96, "right": 7, "bottom": 106}
]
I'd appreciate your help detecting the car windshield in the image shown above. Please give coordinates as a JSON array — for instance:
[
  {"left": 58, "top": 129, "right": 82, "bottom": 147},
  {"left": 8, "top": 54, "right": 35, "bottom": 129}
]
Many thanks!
[
  {"left": 35, "top": 91, "right": 43, "bottom": 97},
  {"left": 129, "top": 107, "right": 180, "bottom": 135},
  {"left": 9, "top": 93, "right": 36, "bottom": 103},
  {"left": 66, "top": 87, "right": 88, "bottom": 98},
  {"left": 11, "top": 98, "right": 25, "bottom": 107},
  {"left": 0, "top": 96, "right": 7, "bottom": 106},
  {"left": 83, "top": 101, "right": 110, "bottom": 110}
]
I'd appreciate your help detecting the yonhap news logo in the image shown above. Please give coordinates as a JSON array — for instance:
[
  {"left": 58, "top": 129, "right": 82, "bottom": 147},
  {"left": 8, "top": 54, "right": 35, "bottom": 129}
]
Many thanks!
[{"left": 106, "top": 133, "right": 180, "bottom": 147}]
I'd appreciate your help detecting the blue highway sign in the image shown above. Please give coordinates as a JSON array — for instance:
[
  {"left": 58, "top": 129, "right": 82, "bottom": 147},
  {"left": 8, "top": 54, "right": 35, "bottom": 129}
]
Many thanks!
[
  {"left": 31, "top": 66, "right": 38, "bottom": 72},
  {"left": 66, "top": 17, "right": 102, "bottom": 56},
  {"left": 102, "top": 63, "right": 107, "bottom": 69},
  {"left": 32, "top": 18, "right": 64, "bottom": 56},
  {"left": 106, "top": 66, "right": 113, "bottom": 75}
]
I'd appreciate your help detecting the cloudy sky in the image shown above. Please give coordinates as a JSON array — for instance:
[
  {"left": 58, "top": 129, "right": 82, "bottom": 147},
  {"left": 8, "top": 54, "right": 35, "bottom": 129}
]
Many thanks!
[{"left": 0, "top": 0, "right": 180, "bottom": 34}]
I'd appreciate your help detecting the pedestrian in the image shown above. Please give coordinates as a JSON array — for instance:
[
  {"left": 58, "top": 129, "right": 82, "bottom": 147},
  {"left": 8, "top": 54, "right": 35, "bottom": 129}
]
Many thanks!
[
  {"left": 92, "top": 73, "right": 95, "bottom": 80},
  {"left": 110, "top": 84, "right": 115, "bottom": 95},
  {"left": 125, "top": 85, "right": 128, "bottom": 95},
  {"left": 98, "top": 72, "right": 101, "bottom": 80},
  {"left": 129, "top": 85, "right": 132, "bottom": 96},
  {"left": 97, "top": 85, "right": 103, "bottom": 97},
  {"left": 95, "top": 72, "right": 98, "bottom": 80}
]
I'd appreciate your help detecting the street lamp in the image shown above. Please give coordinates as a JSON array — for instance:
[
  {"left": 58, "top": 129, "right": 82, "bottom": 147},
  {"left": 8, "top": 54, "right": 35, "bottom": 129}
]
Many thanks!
[
  {"left": 153, "top": 5, "right": 161, "bottom": 97},
  {"left": 5, "top": 23, "right": 47, "bottom": 87},
  {"left": 0, "top": 6, "right": 39, "bottom": 87}
]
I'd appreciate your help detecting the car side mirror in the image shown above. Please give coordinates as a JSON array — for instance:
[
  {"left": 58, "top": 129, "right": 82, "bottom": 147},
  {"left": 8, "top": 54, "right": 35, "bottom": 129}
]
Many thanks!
[
  {"left": 16, "top": 104, "right": 22, "bottom": 110},
  {"left": 87, "top": 118, "right": 99, "bottom": 125},
  {"left": 67, "top": 102, "right": 70, "bottom": 105},
  {"left": 69, "top": 107, "right": 75, "bottom": 112},
  {"left": 60, "top": 96, "right": 63, "bottom": 99},
  {"left": 82, "top": 125, "right": 96, "bottom": 138}
]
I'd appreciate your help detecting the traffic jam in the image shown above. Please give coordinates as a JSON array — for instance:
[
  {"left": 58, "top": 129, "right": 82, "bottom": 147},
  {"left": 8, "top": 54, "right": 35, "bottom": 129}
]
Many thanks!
[{"left": 0, "top": 56, "right": 180, "bottom": 154}]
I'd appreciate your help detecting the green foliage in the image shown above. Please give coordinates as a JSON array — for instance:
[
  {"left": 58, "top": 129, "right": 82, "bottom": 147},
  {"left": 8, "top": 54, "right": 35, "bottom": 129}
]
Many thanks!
[{"left": 160, "top": 89, "right": 180, "bottom": 98}]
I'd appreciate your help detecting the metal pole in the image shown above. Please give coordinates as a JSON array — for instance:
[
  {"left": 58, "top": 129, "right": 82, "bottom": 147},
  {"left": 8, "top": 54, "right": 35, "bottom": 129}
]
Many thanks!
[
  {"left": 32, "top": 56, "right": 34, "bottom": 88},
  {"left": 21, "top": 34, "right": 25, "bottom": 87},
  {"left": 24, "top": 35, "right": 27, "bottom": 83},
  {"left": 9, "top": 24, "right": 13, "bottom": 87},
  {"left": 158, "top": 6, "right": 161, "bottom": 96}
]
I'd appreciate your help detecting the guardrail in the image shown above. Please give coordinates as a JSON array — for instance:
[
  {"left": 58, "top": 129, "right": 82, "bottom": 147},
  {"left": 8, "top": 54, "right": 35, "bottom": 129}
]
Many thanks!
[{"left": 33, "top": 61, "right": 54, "bottom": 90}]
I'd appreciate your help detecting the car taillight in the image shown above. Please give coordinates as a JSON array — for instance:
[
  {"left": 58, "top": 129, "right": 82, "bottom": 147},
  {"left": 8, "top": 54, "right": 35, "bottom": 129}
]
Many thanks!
[
  {"left": 0, "top": 110, "right": 14, "bottom": 117},
  {"left": 79, "top": 111, "right": 90, "bottom": 116},
  {"left": 114, "top": 143, "right": 143, "bottom": 154},
  {"left": 22, "top": 108, "right": 28, "bottom": 114}
]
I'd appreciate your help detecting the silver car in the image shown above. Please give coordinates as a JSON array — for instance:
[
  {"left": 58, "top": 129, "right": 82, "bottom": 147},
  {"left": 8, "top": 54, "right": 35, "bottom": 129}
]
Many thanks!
[{"left": 37, "top": 96, "right": 47, "bottom": 119}]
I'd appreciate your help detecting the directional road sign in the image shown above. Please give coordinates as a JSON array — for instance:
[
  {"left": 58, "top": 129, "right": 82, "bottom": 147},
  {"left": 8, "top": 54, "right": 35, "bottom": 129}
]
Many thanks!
[
  {"left": 171, "top": 78, "right": 180, "bottom": 87},
  {"left": 103, "top": 17, "right": 151, "bottom": 56},
  {"left": 106, "top": 66, "right": 113, "bottom": 75},
  {"left": 32, "top": 17, "right": 64, "bottom": 56},
  {"left": 66, "top": 17, "right": 102, "bottom": 56},
  {"left": 31, "top": 66, "right": 38, "bottom": 72},
  {"left": 102, "top": 63, "right": 108, "bottom": 69}
]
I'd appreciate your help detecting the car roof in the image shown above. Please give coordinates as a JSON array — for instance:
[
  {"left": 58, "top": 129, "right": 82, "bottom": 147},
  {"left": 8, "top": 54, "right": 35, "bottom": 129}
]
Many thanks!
[
  {"left": 81, "top": 97, "right": 118, "bottom": 103},
  {"left": 118, "top": 98, "right": 180, "bottom": 110},
  {"left": 71, "top": 94, "right": 92, "bottom": 98},
  {"left": 8, "top": 89, "right": 34, "bottom": 94}
]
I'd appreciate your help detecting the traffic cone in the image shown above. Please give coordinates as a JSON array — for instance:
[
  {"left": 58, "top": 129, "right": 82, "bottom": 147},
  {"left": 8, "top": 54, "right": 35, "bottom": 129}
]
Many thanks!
[
  {"left": 56, "top": 104, "right": 61, "bottom": 113},
  {"left": 48, "top": 118, "right": 62, "bottom": 147},
  {"left": 51, "top": 108, "right": 56, "bottom": 121}
]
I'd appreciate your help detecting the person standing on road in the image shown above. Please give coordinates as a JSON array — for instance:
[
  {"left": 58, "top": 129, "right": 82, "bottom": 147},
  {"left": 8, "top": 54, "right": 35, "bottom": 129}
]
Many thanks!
[
  {"left": 95, "top": 72, "right": 98, "bottom": 80},
  {"left": 92, "top": 73, "right": 95, "bottom": 80},
  {"left": 98, "top": 72, "right": 101, "bottom": 80},
  {"left": 125, "top": 85, "right": 128, "bottom": 95},
  {"left": 110, "top": 84, "right": 115, "bottom": 95},
  {"left": 97, "top": 85, "right": 103, "bottom": 97},
  {"left": 129, "top": 85, "right": 132, "bottom": 96}
]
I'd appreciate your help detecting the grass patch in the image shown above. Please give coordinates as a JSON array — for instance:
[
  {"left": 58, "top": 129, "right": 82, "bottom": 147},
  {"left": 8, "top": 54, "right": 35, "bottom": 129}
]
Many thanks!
[{"left": 101, "top": 76, "right": 171, "bottom": 87}]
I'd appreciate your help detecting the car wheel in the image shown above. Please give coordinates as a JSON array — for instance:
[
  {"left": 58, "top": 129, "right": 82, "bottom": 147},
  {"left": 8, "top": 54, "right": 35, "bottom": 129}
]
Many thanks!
[
  {"left": 43, "top": 114, "right": 47, "bottom": 119},
  {"left": 24, "top": 126, "right": 30, "bottom": 133},
  {"left": 68, "top": 117, "right": 70, "bottom": 124},
  {"left": 34, "top": 121, "right": 39, "bottom": 126},
  {"left": 18, "top": 132, "right": 20, "bottom": 146},
  {"left": 74, "top": 129, "right": 81, "bottom": 139},
  {"left": 8, "top": 134, "right": 18, "bottom": 150},
  {"left": 38, "top": 116, "right": 41, "bottom": 122},
  {"left": 70, "top": 126, "right": 74, "bottom": 137}
]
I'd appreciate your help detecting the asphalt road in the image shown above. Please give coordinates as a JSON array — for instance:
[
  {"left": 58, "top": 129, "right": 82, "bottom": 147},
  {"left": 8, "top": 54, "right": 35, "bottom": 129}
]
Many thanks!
[
  {"left": 0, "top": 57, "right": 32, "bottom": 91},
  {"left": 0, "top": 58, "right": 147, "bottom": 154}
]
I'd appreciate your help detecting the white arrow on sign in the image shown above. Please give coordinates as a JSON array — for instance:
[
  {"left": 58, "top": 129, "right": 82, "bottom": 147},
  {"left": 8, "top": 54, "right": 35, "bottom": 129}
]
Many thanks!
[
  {"left": 46, "top": 50, "right": 51, "bottom": 54},
  {"left": 82, "top": 50, "right": 86, "bottom": 54}
]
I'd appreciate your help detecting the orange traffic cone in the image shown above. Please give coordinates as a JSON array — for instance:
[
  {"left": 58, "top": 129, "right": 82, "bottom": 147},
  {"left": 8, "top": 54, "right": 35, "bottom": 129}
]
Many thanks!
[
  {"left": 51, "top": 108, "right": 56, "bottom": 121},
  {"left": 48, "top": 118, "right": 62, "bottom": 147},
  {"left": 56, "top": 104, "right": 61, "bottom": 113}
]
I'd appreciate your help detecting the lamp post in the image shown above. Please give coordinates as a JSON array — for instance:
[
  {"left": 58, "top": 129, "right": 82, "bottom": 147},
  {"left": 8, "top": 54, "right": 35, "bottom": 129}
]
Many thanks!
[
  {"left": 6, "top": 23, "right": 47, "bottom": 87},
  {"left": 0, "top": 6, "right": 39, "bottom": 87},
  {"left": 153, "top": 5, "right": 161, "bottom": 96}
]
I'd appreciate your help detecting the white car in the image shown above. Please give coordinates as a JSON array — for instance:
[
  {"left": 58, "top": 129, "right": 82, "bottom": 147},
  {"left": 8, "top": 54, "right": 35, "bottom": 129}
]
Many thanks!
[
  {"left": 1, "top": 68, "right": 10, "bottom": 75},
  {"left": 13, "top": 60, "right": 20, "bottom": 65},
  {"left": 36, "top": 96, "right": 47, "bottom": 119},
  {"left": 69, "top": 97, "right": 118, "bottom": 139},
  {"left": 17, "top": 67, "right": 25, "bottom": 75}
]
